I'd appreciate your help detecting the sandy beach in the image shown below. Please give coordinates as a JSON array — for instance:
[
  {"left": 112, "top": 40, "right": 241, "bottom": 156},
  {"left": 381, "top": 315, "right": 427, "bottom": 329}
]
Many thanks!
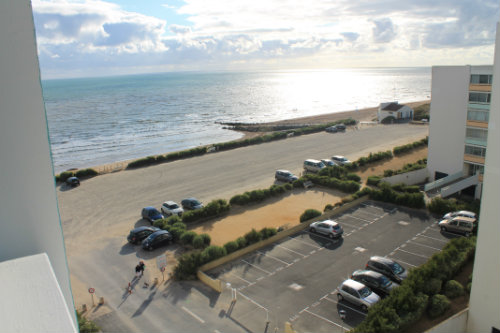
[{"left": 87, "top": 100, "right": 430, "bottom": 175}]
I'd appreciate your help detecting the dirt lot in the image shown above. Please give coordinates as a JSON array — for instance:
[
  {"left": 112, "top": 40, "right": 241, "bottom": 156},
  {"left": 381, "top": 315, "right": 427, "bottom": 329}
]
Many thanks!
[{"left": 192, "top": 147, "right": 428, "bottom": 246}]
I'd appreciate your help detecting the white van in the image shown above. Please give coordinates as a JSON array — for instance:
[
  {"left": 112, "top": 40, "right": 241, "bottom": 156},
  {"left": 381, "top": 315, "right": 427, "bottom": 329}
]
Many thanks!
[{"left": 303, "top": 159, "right": 326, "bottom": 173}]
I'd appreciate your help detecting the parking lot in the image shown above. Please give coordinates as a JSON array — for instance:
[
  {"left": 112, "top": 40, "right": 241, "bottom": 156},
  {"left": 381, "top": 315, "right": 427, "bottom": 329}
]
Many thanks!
[{"left": 206, "top": 201, "right": 454, "bottom": 333}]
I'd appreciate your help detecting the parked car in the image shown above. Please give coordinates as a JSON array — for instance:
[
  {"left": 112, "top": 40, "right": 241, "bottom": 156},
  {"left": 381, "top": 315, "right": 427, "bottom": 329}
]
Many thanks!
[
  {"left": 141, "top": 206, "right": 164, "bottom": 223},
  {"left": 275, "top": 170, "right": 298, "bottom": 183},
  {"left": 443, "top": 210, "right": 476, "bottom": 220},
  {"left": 66, "top": 176, "right": 80, "bottom": 187},
  {"left": 321, "top": 159, "right": 337, "bottom": 167},
  {"left": 438, "top": 216, "right": 476, "bottom": 237},
  {"left": 127, "top": 226, "right": 160, "bottom": 245},
  {"left": 309, "top": 219, "right": 343, "bottom": 239},
  {"left": 142, "top": 230, "right": 173, "bottom": 251},
  {"left": 181, "top": 197, "right": 203, "bottom": 210},
  {"left": 325, "top": 125, "right": 339, "bottom": 133},
  {"left": 303, "top": 159, "right": 326, "bottom": 173},
  {"left": 337, "top": 279, "right": 381, "bottom": 311},
  {"left": 365, "top": 256, "right": 408, "bottom": 283},
  {"left": 161, "top": 201, "right": 184, "bottom": 216},
  {"left": 351, "top": 269, "right": 399, "bottom": 297},
  {"left": 335, "top": 124, "right": 346, "bottom": 131},
  {"left": 331, "top": 155, "right": 352, "bottom": 166}
]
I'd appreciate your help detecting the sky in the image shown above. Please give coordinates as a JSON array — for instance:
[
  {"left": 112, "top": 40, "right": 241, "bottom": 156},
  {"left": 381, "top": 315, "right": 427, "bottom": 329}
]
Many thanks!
[{"left": 32, "top": 0, "right": 500, "bottom": 79}]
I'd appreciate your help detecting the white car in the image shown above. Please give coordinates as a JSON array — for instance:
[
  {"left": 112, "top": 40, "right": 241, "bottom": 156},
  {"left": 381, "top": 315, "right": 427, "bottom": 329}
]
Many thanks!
[
  {"left": 332, "top": 155, "right": 352, "bottom": 166},
  {"left": 443, "top": 210, "right": 476, "bottom": 220},
  {"left": 309, "top": 219, "right": 343, "bottom": 239},
  {"left": 321, "top": 159, "right": 337, "bottom": 167},
  {"left": 337, "top": 279, "right": 381, "bottom": 311},
  {"left": 161, "top": 201, "right": 184, "bottom": 216}
]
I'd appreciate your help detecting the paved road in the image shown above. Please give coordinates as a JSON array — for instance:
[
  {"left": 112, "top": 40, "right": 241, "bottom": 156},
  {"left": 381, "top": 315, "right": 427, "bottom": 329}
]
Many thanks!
[{"left": 56, "top": 124, "right": 429, "bottom": 332}]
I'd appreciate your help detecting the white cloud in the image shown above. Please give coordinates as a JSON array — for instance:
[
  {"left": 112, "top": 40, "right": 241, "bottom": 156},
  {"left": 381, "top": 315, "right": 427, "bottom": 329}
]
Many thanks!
[{"left": 32, "top": 0, "right": 500, "bottom": 78}]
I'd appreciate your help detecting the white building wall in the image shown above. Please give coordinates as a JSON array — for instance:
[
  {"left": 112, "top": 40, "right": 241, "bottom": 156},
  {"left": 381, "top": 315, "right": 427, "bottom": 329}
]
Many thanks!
[
  {"left": 0, "top": 0, "right": 76, "bottom": 327},
  {"left": 467, "top": 23, "right": 500, "bottom": 333},
  {"left": 427, "top": 66, "right": 470, "bottom": 181}
]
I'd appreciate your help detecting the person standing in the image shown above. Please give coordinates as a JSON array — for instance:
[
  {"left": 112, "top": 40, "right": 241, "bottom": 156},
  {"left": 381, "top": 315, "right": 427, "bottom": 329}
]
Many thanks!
[{"left": 139, "top": 261, "right": 145, "bottom": 276}]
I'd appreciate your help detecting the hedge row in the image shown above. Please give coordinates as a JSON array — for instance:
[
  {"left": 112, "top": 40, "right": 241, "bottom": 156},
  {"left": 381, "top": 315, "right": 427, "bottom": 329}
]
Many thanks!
[
  {"left": 352, "top": 236, "right": 476, "bottom": 333},
  {"left": 223, "top": 118, "right": 355, "bottom": 134},
  {"left": 303, "top": 174, "right": 361, "bottom": 193},
  {"left": 427, "top": 197, "right": 481, "bottom": 216},
  {"left": 127, "top": 147, "right": 207, "bottom": 169},
  {"left": 153, "top": 215, "right": 211, "bottom": 248},
  {"left": 214, "top": 131, "right": 289, "bottom": 151},
  {"left": 181, "top": 199, "right": 231, "bottom": 223},
  {"left": 393, "top": 137, "right": 428, "bottom": 155},
  {"left": 230, "top": 183, "right": 293, "bottom": 206},
  {"left": 300, "top": 209, "right": 322, "bottom": 222},
  {"left": 383, "top": 159, "right": 427, "bottom": 177},
  {"left": 173, "top": 227, "right": 278, "bottom": 280},
  {"left": 355, "top": 150, "right": 393, "bottom": 167},
  {"left": 55, "top": 168, "right": 98, "bottom": 183}
]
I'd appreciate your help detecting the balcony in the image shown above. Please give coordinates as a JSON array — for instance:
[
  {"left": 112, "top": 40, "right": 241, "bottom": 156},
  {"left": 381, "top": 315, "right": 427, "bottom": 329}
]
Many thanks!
[
  {"left": 466, "top": 120, "right": 489, "bottom": 128},
  {"left": 469, "top": 83, "right": 492, "bottom": 92},
  {"left": 464, "top": 154, "right": 485, "bottom": 165}
]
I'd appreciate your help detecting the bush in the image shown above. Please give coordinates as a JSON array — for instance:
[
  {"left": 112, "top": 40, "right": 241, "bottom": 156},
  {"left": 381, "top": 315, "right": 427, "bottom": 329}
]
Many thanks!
[
  {"left": 182, "top": 199, "right": 231, "bottom": 223},
  {"left": 324, "top": 204, "right": 334, "bottom": 212},
  {"left": 169, "top": 227, "right": 185, "bottom": 242},
  {"left": 179, "top": 231, "right": 197, "bottom": 246},
  {"left": 300, "top": 209, "right": 322, "bottom": 222},
  {"left": 223, "top": 241, "right": 240, "bottom": 254},
  {"left": 427, "top": 294, "right": 450, "bottom": 319},
  {"left": 422, "top": 278, "right": 442, "bottom": 296},
  {"left": 77, "top": 311, "right": 100, "bottom": 333},
  {"left": 443, "top": 280, "right": 464, "bottom": 299},
  {"left": 393, "top": 137, "right": 428, "bottom": 156},
  {"left": 153, "top": 218, "right": 168, "bottom": 229},
  {"left": 174, "top": 251, "right": 203, "bottom": 280},
  {"left": 200, "top": 233, "right": 211, "bottom": 246},
  {"left": 427, "top": 197, "right": 480, "bottom": 216},
  {"left": 244, "top": 229, "right": 262, "bottom": 245},
  {"left": 58, "top": 171, "right": 75, "bottom": 182},
  {"left": 200, "top": 245, "right": 227, "bottom": 263},
  {"left": 192, "top": 235, "right": 205, "bottom": 249},
  {"left": 260, "top": 227, "right": 277, "bottom": 239},
  {"left": 166, "top": 215, "right": 182, "bottom": 225},
  {"left": 171, "top": 222, "right": 187, "bottom": 230},
  {"left": 236, "top": 237, "right": 247, "bottom": 248},
  {"left": 75, "top": 168, "right": 98, "bottom": 179},
  {"left": 367, "top": 176, "right": 382, "bottom": 186}
]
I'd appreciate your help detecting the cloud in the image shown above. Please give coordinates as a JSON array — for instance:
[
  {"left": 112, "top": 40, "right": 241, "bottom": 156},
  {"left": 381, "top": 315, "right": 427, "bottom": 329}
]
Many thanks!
[
  {"left": 372, "top": 18, "right": 397, "bottom": 43},
  {"left": 31, "top": 0, "right": 500, "bottom": 78}
]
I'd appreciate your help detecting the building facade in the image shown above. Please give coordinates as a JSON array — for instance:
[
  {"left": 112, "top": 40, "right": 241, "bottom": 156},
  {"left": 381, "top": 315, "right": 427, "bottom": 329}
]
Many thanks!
[{"left": 427, "top": 65, "right": 492, "bottom": 198}]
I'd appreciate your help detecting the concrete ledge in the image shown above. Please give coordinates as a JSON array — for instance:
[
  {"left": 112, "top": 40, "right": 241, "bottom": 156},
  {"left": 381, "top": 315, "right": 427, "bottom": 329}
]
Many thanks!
[
  {"left": 424, "top": 308, "right": 469, "bottom": 333},
  {"left": 197, "top": 270, "right": 222, "bottom": 292},
  {"left": 197, "top": 195, "right": 369, "bottom": 291}
]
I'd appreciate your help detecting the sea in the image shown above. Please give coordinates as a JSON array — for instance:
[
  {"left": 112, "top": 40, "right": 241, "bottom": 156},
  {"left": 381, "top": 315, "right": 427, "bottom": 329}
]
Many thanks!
[{"left": 41, "top": 68, "right": 431, "bottom": 173}]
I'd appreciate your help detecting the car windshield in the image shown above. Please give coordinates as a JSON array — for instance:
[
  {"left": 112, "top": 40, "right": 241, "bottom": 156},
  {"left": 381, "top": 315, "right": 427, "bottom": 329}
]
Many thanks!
[
  {"left": 379, "top": 275, "right": 392, "bottom": 287},
  {"left": 150, "top": 209, "right": 160, "bottom": 215},
  {"left": 389, "top": 262, "right": 405, "bottom": 274},
  {"left": 359, "top": 287, "right": 372, "bottom": 298}
]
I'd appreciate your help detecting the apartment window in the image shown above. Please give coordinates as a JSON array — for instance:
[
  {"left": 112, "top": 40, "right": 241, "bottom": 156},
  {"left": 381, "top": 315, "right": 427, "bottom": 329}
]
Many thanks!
[
  {"left": 467, "top": 109, "right": 489, "bottom": 122},
  {"left": 470, "top": 74, "right": 493, "bottom": 84},
  {"left": 469, "top": 92, "right": 491, "bottom": 103},
  {"left": 466, "top": 128, "right": 488, "bottom": 141},
  {"left": 465, "top": 145, "right": 486, "bottom": 157},
  {"left": 468, "top": 164, "right": 484, "bottom": 175}
]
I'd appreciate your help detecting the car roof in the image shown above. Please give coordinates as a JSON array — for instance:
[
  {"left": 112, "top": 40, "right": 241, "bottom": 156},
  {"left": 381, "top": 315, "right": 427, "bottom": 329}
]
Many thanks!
[
  {"left": 164, "top": 201, "right": 177, "bottom": 205},
  {"left": 149, "top": 230, "right": 169, "bottom": 237},
  {"left": 131, "top": 226, "right": 159, "bottom": 232},
  {"left": 353, "top": 269, "right": 384, "bottom": 279},
  {"left": 332, "top": 155, "right": 346, "bottom": 159},
  {"left": 276, "top": 169, "right": 291, "bottom": 173},
  {"left": 456, "top": 210, "right": 476, "bottom": 215},
  {"left": 341, "top": 279, "right": 366, "bottom": 290},
  {"left": 369, "top": 256, "right": 394, "bottom": 264},
  {"left": 317, "top": 219, "right": 339, "bottom": 226},
  {"left": 450, "top": 216, "right": 476, "bottom": 222},
  {"left": 143, "top": 206, "right": 157, "bottom": 211}
]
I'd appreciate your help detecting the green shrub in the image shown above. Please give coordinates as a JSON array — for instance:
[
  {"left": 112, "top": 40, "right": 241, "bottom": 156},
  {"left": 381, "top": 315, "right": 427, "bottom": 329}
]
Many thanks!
[
  {"left": 182, "top": 199, "right": 230, "bottom": 223},
  {"left": 153, "top": 218, "right": 167, "bottom": 229},
  {"left": 75, "top": 168, "right": 98, "bottom": 178},
  {"left": 236, "top": 236, "right": 247, "bottom": 248},
  {"left": 367, "top": 176, "right": 382, "bottom": 186},
  {"left": 413, "top": 103, "right": 430, "bottom": 120},
  {"left": 169, "top": 227, "right": 185, "bottom": 242},
  {"left": 172, "top": 222, "right": 187, "bottom": 230},
  {"left": 223, "top": 241, "right": 239, "bottom": 254},
  {"left": 192, "top": 235, "right": 205, "bottom": 249},
  {"left": 244, "top": 229, "right": 262, "bottom": 245},
  {"left": 179, "top": 231, "right": 197, "bottom": 246},
  {"left": 200, "top": 233, "right": 211, "bottom": 246},
  {"left": 427, "top": 294, "right": 450, "bottom": 319},
  {"left": 58, "top": 171, "right": 75, "bottom": 182},
  {"left": 324, "top": 204, "right": 334, "bottom": 212},
  {"left": 423, "top": 278, "right": 442, "bottom": 296},
  {"left": 300, "top": 209, "right": 322, "bottom": 222},
  {"left": 443, "top": 280, "right": 464, "bottom": 299},
  {"left": 127, "top": 156, "right": 158, "bottom": 169},
  {"left": 230, "top": 193, "right": 250, "bottom": 205},
  {"left": 201, "top": 245, "right": 227, "bottom": 263},
  {"left": 174, "top": 251, "right": 203, "bottom": 280},
  {"left": 346, "top": 173, "right": 361, "bottom": 182},
  {"left": 393, "top": 137, "right": 428, "bottom": 156},
  {"left": 77, "top": 311, "right": 100, "bottom": 333},
  {"left": 260, "top": 227, "right": 277, "bottom": 239},
  {"left": 166, "top": 215, "right": 182, "bottom": 225},
  {"left": 427, "top": 197, "right": 480, "bottom": 216}
]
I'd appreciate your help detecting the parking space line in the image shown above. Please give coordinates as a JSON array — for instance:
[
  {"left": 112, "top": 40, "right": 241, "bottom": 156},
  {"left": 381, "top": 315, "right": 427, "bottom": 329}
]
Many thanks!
[
  {"left": 228, "top": 272, "right": 253, "bottom": 285},
  {"left": 408, "top": 241, "right": 442, "bottom": 251},
  {"left": 345, "top": 214, "right": 373, "bottom": 223},
  {"left": 324, "top": 298, "right": 367, "bottom": 317},
  {"left": 303, "top": 230, "right": 337, "bottom": 243},
  {"left": 288, "top": 235, "right": 322, "bottom": 249},
  {"left": 418, "top": 234, "right": 448, "bottom": 243},
  {"left": 303, "top": 309, "right": 350, "bottom": 330},
  {"left": 396, "top": 248, "right": 430, "bottom": 259},
  {"left": 277, "top": 244, "right": 307, "bottom": 257},
  {"left": 361, "top": 203, "right": 385, "bottom": 211},
  {"left": 237, "top": 290, "right": 269, "bottom": 312},
  {"left": 182, "top": 306, "right": 205, "bottom": 324},
  {"left": 241, "top": 259, "right": 272, "bottom": 274},
  {"left": 356, "top": 209, "right": 382, "bottom": 217},
  {"left": 387, "top": 257, "right": 417, "bottom": 268},
  {"left": 257, "top": 251, "right": 292, "bottom": 265}
]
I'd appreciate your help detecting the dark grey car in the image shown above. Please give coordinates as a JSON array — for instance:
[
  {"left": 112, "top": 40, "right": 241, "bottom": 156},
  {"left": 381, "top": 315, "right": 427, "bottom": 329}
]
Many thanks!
[
  {"left": 365, "top": 256, "right": 408, "bottom": 283},
  {"left": 351, "top": 269, "right": 399, "bottom": 297},
  {"left": 275, "top": 170, "right": 298, "bottom": 183}
]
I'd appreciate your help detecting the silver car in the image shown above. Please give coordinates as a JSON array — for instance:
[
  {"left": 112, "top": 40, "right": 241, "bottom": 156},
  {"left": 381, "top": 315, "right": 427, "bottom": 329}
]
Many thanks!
[
  {"left": 309, "top": 219, "right": 343, "bottom": 239},
  {"left": 161, "top": 201, "right": 184, "bottom": 216},
  {"left": 337, "top": 279, "right": 381, "bottom": 311}
]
